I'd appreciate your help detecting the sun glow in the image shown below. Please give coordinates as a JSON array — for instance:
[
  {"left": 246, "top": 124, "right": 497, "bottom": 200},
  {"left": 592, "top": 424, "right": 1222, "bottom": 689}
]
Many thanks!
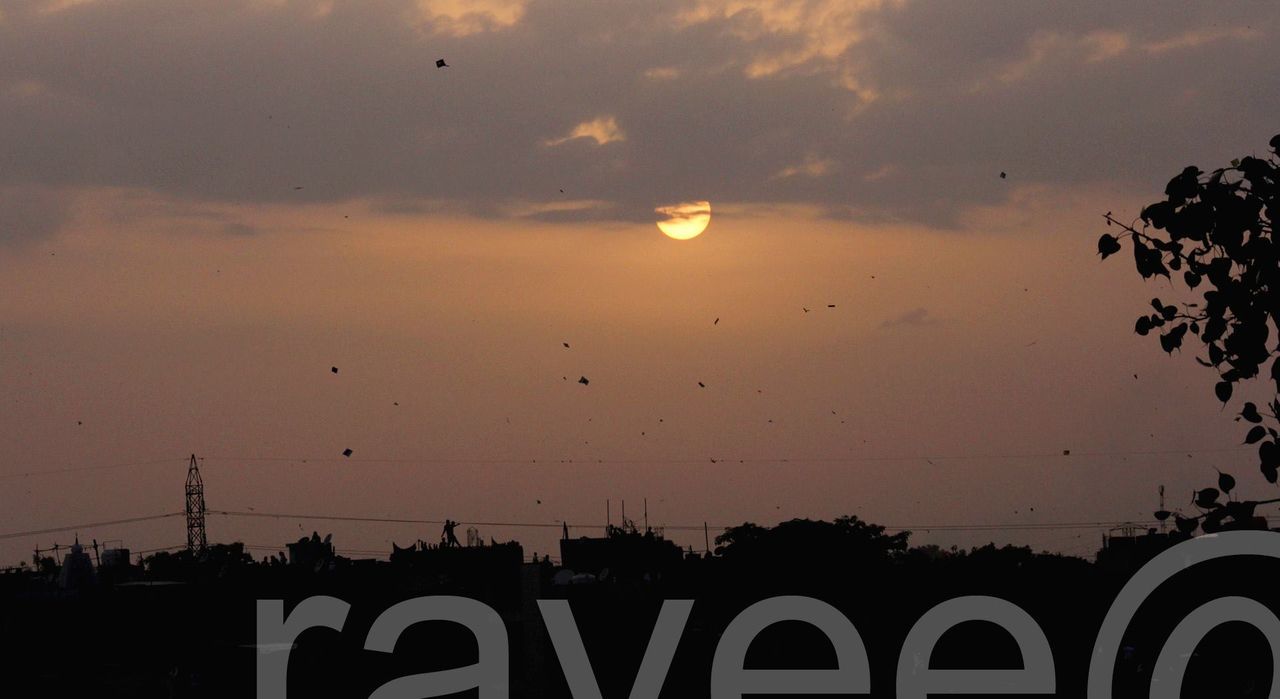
[{"left": 655, "top": 200, "right": 711, "bottom": 240}]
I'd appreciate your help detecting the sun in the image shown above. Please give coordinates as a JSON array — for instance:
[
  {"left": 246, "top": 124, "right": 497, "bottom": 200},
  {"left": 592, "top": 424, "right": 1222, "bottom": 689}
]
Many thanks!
[{"left": 655, "top": 200, "right": 711, "bottom": 240}]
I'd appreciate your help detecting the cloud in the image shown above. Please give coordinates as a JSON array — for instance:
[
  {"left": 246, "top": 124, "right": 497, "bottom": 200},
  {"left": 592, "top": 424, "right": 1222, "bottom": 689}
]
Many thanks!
[
  {"left": 37, "top": 0, "right": 97, "bottom": 14},
  {"left": 643, "top": 66, "right": 681, "bottom": 80},
  {"left": 0, "top": 186, "right": 73, "bottom": 246},
  {"left": 675, "top": 0, "right": 890, "bottom": 79},
  {"left": 881, "top": 307, "right": 938, "bottom": 330},
  {"left": 989, "top": 30, "right": 1132, "bottom": 87},
  {"left": 1142, "top": 25, "right": 1262, "bottom": 54},
  {"left": 500, "top": 198, "right": 614, "bottom": 220},
  {"left": 0, "top": 0, "right": 1274, "bottom": 228},
  {"left": 543, "top": 116, "right": 626, "bottom": 147},
  {"left": 772, "top": 155, "right": 835, "bottom": 180},
  {"left": 220, "top": 221, "right": 261, "bottom": 236},
  {"left": 414, "top": 0, "right": 526, "bottom": 36},
  {"left": 861, "top": 164, "right": 895, "bottom": 182},
  {"left": 655, "top": 199, "right": 710, "bottom": 220}
]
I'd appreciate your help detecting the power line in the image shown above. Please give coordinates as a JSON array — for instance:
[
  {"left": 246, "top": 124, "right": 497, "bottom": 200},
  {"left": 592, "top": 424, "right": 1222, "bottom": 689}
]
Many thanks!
[
  {"left": 881, "top": 521, "right": 1160, "bottom": 532},
  {"left": 200, "top": 446, "right": 1252, "bottom": 467},
  {"left": 0, "top": 445, "right": 1252, "bottom": 481},
  {"left": 0, "top": 457, "right": 184, "bottom": 481},
  {"left": 0, "top": 509, "right": 1159, "bottom": 543},
  {"left": 208, "top": 509, "right": 1168, "bottom": 534},
  {"left": 0, "top": 513, "right": 184, "bottom": 541},
  {"left": 4, "top": 509, "right": 1273, "bottom": 547},
  {"left": 133, "top": 543, "right": 187, "bottom": 555},
  {"left": 211, "top": 510, "right": 607, "bottom": 529},
  {"left": 237, "top": 543, "right": 560, "bottom": 564}
]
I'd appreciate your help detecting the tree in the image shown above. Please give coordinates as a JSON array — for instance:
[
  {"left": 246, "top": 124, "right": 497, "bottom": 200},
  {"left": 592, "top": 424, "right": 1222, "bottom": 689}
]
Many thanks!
[
  {"left": 1099, "top": 133, "right": 1280, "bottom": 533},
  {"left": 714, "top": 515, "right": 909, "bottom": 563}
]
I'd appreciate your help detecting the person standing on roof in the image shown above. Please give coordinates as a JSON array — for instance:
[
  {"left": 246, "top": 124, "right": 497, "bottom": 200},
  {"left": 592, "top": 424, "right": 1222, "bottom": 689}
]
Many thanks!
[{"left": 442, "top": 519, "right": 461, "bottom": 548}]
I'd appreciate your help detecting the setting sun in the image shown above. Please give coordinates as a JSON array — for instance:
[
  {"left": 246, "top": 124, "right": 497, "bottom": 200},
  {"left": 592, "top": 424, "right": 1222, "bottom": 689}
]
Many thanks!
[{"left": 655, "top": 200, "right": 711, "bottom": 240}]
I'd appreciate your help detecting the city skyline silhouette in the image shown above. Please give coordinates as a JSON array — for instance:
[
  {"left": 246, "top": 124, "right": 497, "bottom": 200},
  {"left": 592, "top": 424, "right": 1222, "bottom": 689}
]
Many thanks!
[{"left": 2, "top": 1, "right": 1280, "bottom": 695}]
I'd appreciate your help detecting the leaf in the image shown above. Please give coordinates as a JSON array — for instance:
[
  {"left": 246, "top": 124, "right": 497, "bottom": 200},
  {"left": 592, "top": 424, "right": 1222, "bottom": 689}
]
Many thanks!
[
  {"left": 1132, "top": 238, "right": 1169, "bottom": 279},
  {"left": 1246, "top": 425, "right": 1267, "bottom": 444},
  {"left": 1225, "top": 500, "right": 1256, "bottom": 520},
  {"left": 1184, "top": 271, "right": 1201, "bottom": 288},
  {"left": 1164, "top": 166, "right": 1203, "bottom": 203},
  {"left": 1142, "top": 201, "right": 1175, "bottom": 229},
  {"left": 1261, "top": 440, "right": 1279, "bottom": 463},
  {"left": 1160, "top": 324, "right": 1188, "bottom": 353},
  {"left": 1154, "top": 510, "right": 1171, "bottom": 521},
  {"left": 1135, "top": 316, "right": 1152, "bottom": 336},
  {"left": 1194, "top": 488, "right": 1220, "bottom": 508},
  {"left": 1174, "top": 515, "right": 1199, "bottom": 534},
  {"left": 1215, "top": 381, "right": 1233, "bottom": 403},
  {"left": 1201, "top": 508, "right": 1229, "bottom": 532},
  {"left": 1242, "top": 402, "right": 1262, "bottom": 423},
  {"left": 1097, "top": 233, "right": 1122, "bottom": 259},
  {"left": 1218, "top": 471, "right": 1236, "bottom": 494}
]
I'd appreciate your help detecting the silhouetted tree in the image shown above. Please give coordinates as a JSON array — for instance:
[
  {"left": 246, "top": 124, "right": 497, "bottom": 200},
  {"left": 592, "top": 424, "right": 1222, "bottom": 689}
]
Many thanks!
[
  {"left": 1100, "top": 133, "right": 1280, "bottom": 533},
  {"left": 714, "top": 515, "right": 909, "bottom": 564}
]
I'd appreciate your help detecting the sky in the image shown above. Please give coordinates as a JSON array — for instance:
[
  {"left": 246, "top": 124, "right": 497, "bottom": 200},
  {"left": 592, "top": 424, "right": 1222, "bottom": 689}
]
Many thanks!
[{"left": 2, "top": 0, "right": 1279, "bottom": 565}]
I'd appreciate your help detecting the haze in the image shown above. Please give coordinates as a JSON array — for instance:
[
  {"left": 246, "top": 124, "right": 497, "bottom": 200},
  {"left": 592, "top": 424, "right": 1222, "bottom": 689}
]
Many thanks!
[{"left": 2, "top": 0, "right": 1278, "bottom": 564}]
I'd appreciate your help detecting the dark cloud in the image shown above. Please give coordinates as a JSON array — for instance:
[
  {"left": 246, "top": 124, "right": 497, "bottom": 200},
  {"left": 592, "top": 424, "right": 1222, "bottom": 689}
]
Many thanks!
[
  {"left": 0, "top": 0, "right": 1275, "bottom": 230},
  {"left": 0, "top": 186, "right": 73, "bottom": 245},
  {"left": 881, "top": 307, "right": 939, "bottom": 330},
  {"left": 220, "top": 222, "right": 260, "bottom": 236}
]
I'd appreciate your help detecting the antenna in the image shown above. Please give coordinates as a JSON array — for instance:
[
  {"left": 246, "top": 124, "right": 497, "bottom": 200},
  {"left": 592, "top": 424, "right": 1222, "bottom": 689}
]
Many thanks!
[
  {"left": 1158, "top": 485, "right": 1166, "bottom": 534},
  {"left": 644, "top": 498, "right": 649, "bottom": 532},
  {"left": 185, "top": 454, "right": 208, "bottom": 553},
  {"left": 606, "top": 499, "right": 611, "bottom": 535}
]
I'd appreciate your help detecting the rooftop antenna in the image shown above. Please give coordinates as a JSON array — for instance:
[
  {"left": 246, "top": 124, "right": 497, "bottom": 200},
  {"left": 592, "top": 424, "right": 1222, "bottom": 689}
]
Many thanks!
[
  {"left": 644, "top": 498, "right": 649, "bottom": 532},
  {"left": 606, "top": 499, "right": 611, "bottom": 535},
  {"left": 185, "top": 454, "right": 208, "bottom": 553},
  {"left": 1158, "top": 485, "right": 1166, "bottom": 534},
  {"left": 621, "top": 500, "right": 626, "bottom": 528}
]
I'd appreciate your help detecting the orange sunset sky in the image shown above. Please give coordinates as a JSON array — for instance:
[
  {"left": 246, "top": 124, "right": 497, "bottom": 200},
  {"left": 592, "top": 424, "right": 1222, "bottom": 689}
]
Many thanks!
[{"left": 2, "top": 0, "right": 1279, "bottom": 564}]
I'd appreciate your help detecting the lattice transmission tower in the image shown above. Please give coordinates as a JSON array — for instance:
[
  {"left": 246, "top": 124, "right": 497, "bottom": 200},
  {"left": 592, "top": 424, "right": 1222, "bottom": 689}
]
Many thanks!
[{"left": 185, "top": 454, "right": 208, "bottom": 552}]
